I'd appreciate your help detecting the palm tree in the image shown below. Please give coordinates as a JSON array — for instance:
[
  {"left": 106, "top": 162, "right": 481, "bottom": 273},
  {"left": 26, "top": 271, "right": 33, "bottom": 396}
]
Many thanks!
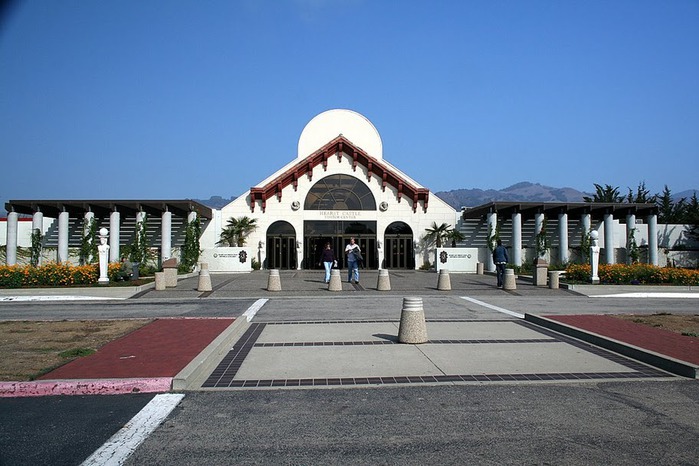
[
  {"left": 218, "top": 216, "right": 258, "bottom": 247},
  {"left": 424, "top": 222, "right": 451, "bottom": 248},
  {"left": 447, "top": 228, "right": 465, "bottom": 247}
]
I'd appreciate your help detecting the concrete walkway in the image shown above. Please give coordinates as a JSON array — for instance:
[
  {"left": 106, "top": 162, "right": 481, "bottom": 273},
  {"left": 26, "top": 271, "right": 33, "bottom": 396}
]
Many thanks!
[{"left": 0, "top": 270, "right": 697, "bottom": 397}]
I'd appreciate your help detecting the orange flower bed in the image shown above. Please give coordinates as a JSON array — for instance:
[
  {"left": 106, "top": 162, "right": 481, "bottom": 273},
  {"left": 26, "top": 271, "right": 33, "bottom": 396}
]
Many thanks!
[
  {"left": 0, "top": 262, "right": 119, "bottom": 288},
  {"left": 565, "top": 263, "right": 699, "bottom": 285}
]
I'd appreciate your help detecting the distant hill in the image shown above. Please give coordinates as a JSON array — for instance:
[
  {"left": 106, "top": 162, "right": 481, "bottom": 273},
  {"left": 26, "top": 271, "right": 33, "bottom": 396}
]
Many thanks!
[
  {"left": 434, "top": 182, "right": 591, "bottom": 209},
  {"left": 2, "top": 184, "right": 696, "bottom": 216},
  {"left": 675, "top": 189, "right": 699, "bottom": 201},
  {"left": 194, "top": 196, "right": 236, "bottom": 209}
]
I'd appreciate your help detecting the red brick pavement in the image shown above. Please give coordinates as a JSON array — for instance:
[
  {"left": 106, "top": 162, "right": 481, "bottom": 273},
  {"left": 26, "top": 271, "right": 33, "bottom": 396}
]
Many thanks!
[
  {"left": 39, "top": 318, "right": 235, "bottom": 380},
  {"left": 545, "top": 314, "right": 699, "bottom": 365}
]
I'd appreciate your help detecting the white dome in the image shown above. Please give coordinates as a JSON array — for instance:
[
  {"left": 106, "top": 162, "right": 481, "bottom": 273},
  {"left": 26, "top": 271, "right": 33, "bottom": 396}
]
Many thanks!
[{"left": 298, "top": 109, "right": 383, "bottom": 160}]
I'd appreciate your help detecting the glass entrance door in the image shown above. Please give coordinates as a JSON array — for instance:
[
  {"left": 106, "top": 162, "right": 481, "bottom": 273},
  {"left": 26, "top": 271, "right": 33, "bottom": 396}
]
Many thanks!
[
  {"left": 305, "top": 236, "right": 376, "bottom": 269},
  {"left": 384, "top": 237, "right": 415, "bottom": 269},
  {"left": 303, "top": 221, "right": 376, "bottom": 269},
  {"left": 266, "top": 237, "right": 296, "bottom": 269}
]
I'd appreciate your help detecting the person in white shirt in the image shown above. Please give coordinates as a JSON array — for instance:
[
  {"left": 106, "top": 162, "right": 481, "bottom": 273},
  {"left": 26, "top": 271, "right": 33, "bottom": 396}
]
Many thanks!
[{"left": 344, "top": 237, "right": 361, "bottom": 284}]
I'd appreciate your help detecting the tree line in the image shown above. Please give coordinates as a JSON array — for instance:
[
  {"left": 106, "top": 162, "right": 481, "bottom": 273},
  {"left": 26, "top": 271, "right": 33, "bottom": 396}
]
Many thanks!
[{"left": 583, "top": 182, "right": 698, "bottom": 241}]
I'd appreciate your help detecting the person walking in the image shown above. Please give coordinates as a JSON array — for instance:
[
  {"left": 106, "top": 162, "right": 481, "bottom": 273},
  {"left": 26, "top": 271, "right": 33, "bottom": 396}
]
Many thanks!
[
  {"left": 492, "top": 239, "right": 509, "bottom": 288},
  {"left": 345, "top": 237, "right": 361, "bottom": 284},
  {"left": 319, "top": 242, "right": 335, "bottom": 283}
]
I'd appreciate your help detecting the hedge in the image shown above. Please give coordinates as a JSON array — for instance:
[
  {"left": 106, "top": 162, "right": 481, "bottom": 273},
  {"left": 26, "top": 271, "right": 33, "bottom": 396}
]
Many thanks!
[
  {"left": 0, "top": 262, "right": 125, "bottom": 288},
  {"left": 565, "top": 263, "right": 699, "bottom": 286}
]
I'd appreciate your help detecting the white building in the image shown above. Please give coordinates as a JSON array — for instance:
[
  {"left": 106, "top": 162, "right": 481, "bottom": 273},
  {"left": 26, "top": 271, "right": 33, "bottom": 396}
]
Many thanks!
[
  {"left": 4, "top": 109, "right": 696, "bottom": 272},
  {"left": 204, "top": 109, "right": 456, "bottom": 270}
]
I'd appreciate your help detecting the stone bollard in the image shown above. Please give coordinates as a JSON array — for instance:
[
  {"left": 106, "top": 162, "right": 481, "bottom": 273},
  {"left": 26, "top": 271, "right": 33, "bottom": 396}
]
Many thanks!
[
  {"left": 533, "top": 259, "right": 548, "bottom": 287},
  {"left": 155, "top": 271, "right": 166, "bottom": 291},
  {"left": 398, "top": 297, "right": 429, "bottom": 344},
  {"left": 377, "top": 269, "right": 391, "bottom": 291},
  {"left": 162, "top": 257, "right": 179, "bottom": 288},
  {"left": 503, "top": 269, "right": 516, "bottom": 290},
  {"left": 548, "top": 271, "right": 560, "bottom": 289},
  {"left": 197, "top": 262, "right": 212, "bottom": 292},
  {"left": 267, "top": 269, "right": 281, "bottom": 292},
  {"left": 437, "top": 268, "right": 451, "bottom": 291},
  {"left": 328, "top": 268, "right": 342, "bottom": 291},
  {"left": 476, "top": 262, "right": 484, "bottom": 275}
]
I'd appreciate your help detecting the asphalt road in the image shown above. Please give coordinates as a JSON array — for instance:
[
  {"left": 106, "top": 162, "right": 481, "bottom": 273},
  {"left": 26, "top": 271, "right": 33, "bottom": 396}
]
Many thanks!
[
  {"left": 1, "top": 273, "right": 698, "bottom": 465},
  {"left": 125, "top": 382, "right": 699, "bottom": 465}
]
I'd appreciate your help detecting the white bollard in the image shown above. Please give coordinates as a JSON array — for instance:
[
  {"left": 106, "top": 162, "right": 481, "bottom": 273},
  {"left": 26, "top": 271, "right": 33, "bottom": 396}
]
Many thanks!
[
  {"left": 437, "top": 269, "right": 451, "bottom": 291},
  {"left": 377, "top": 269, "right": 391, "bottom": 291},
  {"left": 503, "top": 269, "right": 516, "bottom": 290},
  {"left": 328, "top": 269, "right": 342, "bottom": 291},
  {"left": 267, "top": 269, "right": 281, "bottom": 292},
  {"left": 548, "top": 271, "right": 560, "bottom": 289},
  {"left": 398, "top": 297, "right": 429, "bottom": 344},
  {"left": 197, "top": 262, "right": 212, "bottom": 292}
]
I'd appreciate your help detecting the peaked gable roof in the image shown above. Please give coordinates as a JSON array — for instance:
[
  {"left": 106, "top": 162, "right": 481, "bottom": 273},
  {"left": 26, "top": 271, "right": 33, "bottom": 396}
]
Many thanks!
[{"left": 249, "top": 136, "right": 429, "bottom": 213}]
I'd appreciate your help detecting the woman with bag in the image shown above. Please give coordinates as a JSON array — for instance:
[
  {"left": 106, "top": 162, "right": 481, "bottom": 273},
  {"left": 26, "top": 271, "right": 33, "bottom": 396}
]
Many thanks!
[{"left": 319, "top": 242, "right": 336, "bottom": 283}]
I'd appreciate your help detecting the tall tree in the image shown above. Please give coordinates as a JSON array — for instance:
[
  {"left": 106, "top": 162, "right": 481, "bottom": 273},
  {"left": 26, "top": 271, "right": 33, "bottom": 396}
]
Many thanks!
[
  {"left": 685, "top": 193, "right": 699, "bottom": 242},
  {"left": 626, "top": 181, "right": 655, "bottom": 204},
  {"left": 583, "top": 184, "right": 623, "bottom": 203},
  {"left": 656, "top": 185, "right": 687, "bottom": 223}
]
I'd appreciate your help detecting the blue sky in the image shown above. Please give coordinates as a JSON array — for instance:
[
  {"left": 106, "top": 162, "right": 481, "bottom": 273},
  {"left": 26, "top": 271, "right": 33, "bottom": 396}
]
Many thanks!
[{"left": 1, "top": 0, "right": 697, "bottom": 208}]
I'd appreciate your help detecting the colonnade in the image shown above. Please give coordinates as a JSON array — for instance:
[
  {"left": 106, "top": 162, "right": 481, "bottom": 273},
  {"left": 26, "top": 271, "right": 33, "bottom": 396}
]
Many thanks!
[
  {"left": 483, "top": 210, "right": 659, "bottom": 272},
  {"left": 4, "top": 206, "right": 199, "bottom": 266}
]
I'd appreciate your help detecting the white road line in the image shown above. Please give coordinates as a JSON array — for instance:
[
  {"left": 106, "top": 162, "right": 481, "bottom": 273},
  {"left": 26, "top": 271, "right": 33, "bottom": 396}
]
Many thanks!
[
  {"left": 242, "top": 298, "right": 268, "bottom": 321},
  {"left": 592, "top": 292, "right": 699, "bottom": 299},
  {"left": 0, "top": 296, "right": 121, "bottom": 302},
  {"left": 81, "top": 393, "right": 184, "bottom": 466},
  {"left": 460, "top": 296, "right": 525, "bottom": 319}
]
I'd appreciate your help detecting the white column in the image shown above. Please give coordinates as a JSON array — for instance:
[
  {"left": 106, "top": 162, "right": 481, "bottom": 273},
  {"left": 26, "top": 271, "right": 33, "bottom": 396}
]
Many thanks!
[
  {"left": 603, "top": 213, "right": 614, "bottom": 264},
  {"left": 161, "top": 209, "right": 172, "bottom": 261},
  {"left": 626, "top": 213, "right": 636, "bottom": 264},
  {"left": 647, "top": 214, "right": 658, "bottom": 266},
  {"left": 84, "top": 211, "right": 95, "bottom": 263},
  {"left": 109, "top": 210, "right": 120, "bottom": 262},
  {"left": 32, "top": 211, "right": 43, "bottom": 232},
  {"left": 486, "top": 212, "right": 497, "bottom": 272},
  {"left": 534, "top": 212, "right": 544, "bottom": 236},
  {"left": 581, "top": 213, "right": 591, "bottom": 236},
  {"left": 58, "top": 210, "right": 70, "bottom": 263},
  {"left": 32, "top": 210, "right": 44, "bottom": 266},
  {"left": 534, "top": 212, "right": 545, "bottom": 261},
  {"left": 511, "top": 212, "right": 522, "bottom": 267},
  {"left": 558, "top": 212, "right": 568, "bottom": 264},
  {"left": 6, "top": 211, "right": 18, "bottom": 265}
]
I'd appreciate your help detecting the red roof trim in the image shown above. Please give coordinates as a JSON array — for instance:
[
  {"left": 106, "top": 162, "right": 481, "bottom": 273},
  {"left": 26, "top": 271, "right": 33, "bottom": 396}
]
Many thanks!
[{"left": 248, "top": 136, "right": 429, "bottom": 213}]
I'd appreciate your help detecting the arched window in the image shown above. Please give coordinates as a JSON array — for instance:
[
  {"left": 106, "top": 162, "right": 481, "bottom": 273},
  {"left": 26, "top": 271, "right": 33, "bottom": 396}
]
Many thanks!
[
  {"left": 304, "top": 175, "right": 376, "bottom": 210},
  {"left": 267, "top": 221, "right": 295, "bottom": 236},
  {"left": 385, "top": 221, "right": 413, "bottom": 235}
]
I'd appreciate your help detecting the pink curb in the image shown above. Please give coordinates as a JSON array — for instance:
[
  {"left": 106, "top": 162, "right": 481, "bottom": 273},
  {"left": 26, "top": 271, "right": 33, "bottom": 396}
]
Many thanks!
[{"left": 0, "top": 377, "right": 173, "bottom": 398}]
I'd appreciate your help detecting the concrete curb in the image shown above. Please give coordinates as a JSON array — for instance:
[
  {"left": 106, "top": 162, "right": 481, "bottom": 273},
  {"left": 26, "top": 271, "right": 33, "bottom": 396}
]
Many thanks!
[
  {"left": 525, "top": 314, "right": 698, "bottom": 379},
  {"left": 0, "top": 377, "right": 173, "bottom": 398},
  {"left": 172, "top": 317, "right": 252, "bottom": 391}
]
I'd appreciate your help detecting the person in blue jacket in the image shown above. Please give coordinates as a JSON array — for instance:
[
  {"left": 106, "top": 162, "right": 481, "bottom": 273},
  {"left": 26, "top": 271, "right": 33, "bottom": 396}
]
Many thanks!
[{"left": 492, "top": 239, "right": 509, "bottom": 288}]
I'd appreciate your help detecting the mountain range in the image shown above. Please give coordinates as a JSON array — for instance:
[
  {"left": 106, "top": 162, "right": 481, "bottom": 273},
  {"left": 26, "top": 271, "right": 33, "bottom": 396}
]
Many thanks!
[
  {"left": 2, "top": 183, "right": 696, "bottom": 216},
  {"left": 194, "top": 182, "right": 697, "bottom": 210}
]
